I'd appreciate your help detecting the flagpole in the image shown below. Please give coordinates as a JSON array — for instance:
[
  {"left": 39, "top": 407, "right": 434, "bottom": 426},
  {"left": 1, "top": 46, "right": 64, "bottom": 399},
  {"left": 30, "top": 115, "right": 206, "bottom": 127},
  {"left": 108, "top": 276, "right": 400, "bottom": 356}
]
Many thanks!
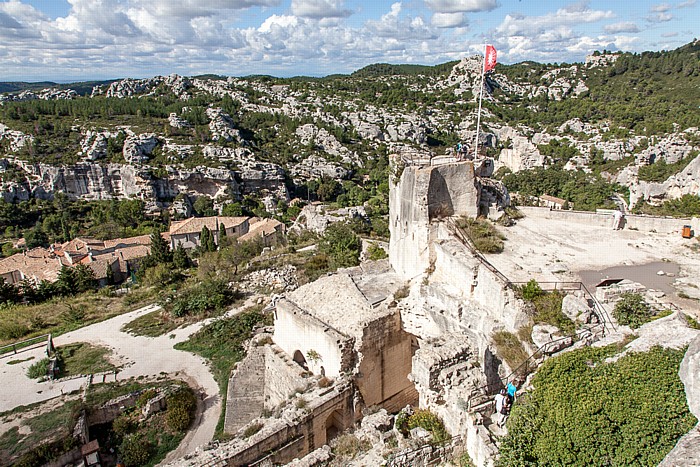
[{"left": 474, "top": 44, "right": 486, "bottom": 160}]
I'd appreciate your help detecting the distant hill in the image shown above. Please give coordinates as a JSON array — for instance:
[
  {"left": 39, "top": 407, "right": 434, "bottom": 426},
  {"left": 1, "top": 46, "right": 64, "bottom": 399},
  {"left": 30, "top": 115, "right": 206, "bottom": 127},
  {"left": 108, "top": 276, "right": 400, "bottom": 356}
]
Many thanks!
[
  {"left": 351, "top": 61, "right": 459, "bottom": 78},
  {"left": 0, "top": 80, "right": 117, "bottom": 96}
]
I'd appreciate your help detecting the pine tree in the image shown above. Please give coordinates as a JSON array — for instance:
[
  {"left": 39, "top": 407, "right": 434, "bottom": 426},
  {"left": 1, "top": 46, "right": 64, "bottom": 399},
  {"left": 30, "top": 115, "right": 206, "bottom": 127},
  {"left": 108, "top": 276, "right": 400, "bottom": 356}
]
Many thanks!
[
  {"left": 218, "top": 222, "right": 227, "bottom": 247},
  {"left": 150, "top": 228, "right": 172, "bottom": 263},
  {"left": 200, "top": 226, "right": 216, "bottom": 252},
  {"left": 173, "top": 244, "right": 190, "bottom": 269}
]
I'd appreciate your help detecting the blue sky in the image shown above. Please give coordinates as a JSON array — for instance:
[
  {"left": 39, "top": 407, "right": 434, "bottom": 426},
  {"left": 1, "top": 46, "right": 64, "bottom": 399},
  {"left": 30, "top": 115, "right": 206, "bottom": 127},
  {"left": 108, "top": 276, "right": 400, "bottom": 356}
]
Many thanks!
[{"left": 1, "top": 0, "right": 698, "bottom": 82}]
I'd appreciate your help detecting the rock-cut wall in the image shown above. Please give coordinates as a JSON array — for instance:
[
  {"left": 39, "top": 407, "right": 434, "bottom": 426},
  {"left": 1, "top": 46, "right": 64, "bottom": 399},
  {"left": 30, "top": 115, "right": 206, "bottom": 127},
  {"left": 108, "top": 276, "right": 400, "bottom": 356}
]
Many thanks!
[{"left": 389, "top": 161, "right": 480, "bottom": 279}]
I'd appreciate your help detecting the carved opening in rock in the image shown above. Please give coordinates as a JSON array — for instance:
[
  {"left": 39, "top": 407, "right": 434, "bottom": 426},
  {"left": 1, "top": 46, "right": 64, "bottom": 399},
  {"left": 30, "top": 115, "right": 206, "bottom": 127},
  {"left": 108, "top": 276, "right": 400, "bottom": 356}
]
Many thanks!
[
  {"left": 320, "top": 366, "right": 326, "bottom": 376},
  {"left": 293, "top": 350, "right": 308, "bottom": 370},
  {"left": 325, "top": 409, "right": 344, "bottom": 443},
  {"left": 427, "top": 171, "right": 454, "bottom": 220}
]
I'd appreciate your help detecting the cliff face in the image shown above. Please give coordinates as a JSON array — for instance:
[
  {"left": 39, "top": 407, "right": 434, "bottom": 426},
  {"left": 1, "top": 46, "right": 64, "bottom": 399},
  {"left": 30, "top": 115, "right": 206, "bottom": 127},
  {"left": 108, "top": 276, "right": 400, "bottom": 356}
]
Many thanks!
[{"left": 0, "top": 160, "right": 262, "bottom": 204}]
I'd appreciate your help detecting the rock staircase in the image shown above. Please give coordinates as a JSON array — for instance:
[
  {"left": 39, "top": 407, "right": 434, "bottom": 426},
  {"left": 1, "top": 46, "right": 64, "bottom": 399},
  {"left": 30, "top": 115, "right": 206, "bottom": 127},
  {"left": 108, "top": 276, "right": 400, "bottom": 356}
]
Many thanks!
[{"left": 224, "top": 346, "right": 266, "bottom": 435}]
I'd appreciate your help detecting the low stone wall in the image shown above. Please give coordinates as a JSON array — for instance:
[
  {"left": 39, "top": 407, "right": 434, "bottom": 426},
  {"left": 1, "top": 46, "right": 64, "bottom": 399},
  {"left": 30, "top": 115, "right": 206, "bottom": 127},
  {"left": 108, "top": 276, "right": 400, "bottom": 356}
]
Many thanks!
[{"left": 520, "top": 206, "right": 697, "bottom": 234}]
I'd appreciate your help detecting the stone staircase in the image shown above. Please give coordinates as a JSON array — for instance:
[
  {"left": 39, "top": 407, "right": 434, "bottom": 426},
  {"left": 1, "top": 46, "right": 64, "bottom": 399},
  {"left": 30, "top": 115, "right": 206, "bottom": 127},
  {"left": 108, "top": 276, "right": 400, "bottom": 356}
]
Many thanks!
[{"left": 224, "top": 346, "right": 266, "bottom": 435}]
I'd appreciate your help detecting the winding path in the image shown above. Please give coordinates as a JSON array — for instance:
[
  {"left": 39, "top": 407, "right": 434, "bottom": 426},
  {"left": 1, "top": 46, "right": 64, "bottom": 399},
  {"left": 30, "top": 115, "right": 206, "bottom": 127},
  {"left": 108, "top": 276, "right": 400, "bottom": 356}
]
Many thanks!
[{"left": 1, "top": 298, "right": 258, "bottom": 460}]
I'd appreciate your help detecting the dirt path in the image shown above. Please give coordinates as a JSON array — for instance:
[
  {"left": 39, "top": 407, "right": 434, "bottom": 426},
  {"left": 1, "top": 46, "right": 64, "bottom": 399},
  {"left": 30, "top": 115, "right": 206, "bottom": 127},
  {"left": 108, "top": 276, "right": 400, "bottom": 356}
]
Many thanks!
[{"left": 1, "top": 296, "right": 262, "bottom": 461}]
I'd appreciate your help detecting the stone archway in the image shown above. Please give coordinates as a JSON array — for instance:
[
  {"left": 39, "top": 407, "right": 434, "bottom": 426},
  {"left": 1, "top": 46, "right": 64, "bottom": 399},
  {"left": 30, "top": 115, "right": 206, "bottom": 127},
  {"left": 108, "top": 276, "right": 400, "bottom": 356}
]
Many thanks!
[
  {"left": 325, "top": 409, "right": 344, "bottom": 443},
  {"left": 293, "top": 350, "right": 308, "bottom": 370}
]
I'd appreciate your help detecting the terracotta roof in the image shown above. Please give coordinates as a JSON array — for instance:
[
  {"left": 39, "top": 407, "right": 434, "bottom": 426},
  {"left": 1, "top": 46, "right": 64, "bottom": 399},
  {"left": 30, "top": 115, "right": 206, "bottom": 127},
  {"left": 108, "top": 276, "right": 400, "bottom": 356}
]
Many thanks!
[
  {"left": 103, "top": 234, "right": 152, "bottom": 249},
  {"left": 170, "top": 216, "right": 249, "bottom": 236},
  {"left": 0, "top": 247, "right": 68, "bottom": 283},
  {"left": 238, "top": 218, "right": 284, "bottom": 243}
]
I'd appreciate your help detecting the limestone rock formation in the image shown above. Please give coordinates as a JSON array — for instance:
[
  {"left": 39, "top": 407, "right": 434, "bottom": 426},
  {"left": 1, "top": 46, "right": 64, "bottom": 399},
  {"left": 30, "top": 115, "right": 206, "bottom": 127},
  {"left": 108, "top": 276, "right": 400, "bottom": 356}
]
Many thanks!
[
  {"left": 168, "top": 113, "right": 191, "bottom": 130},
  {"left": 658, "top": 335, "right": 700, "bottom": 467},
  {"left": 290, "top": 155, "right": 349, "bottom": 181},
  {"left": 293, "top": 204, "right": 368, "bottom": 234},
  {"left": 531, "top": 324, "right": 573, "bottom": 354},
  {"left": 123, "top": 133, "right": 160, "bottom": 164},
  {"left": 626, "top": 152, "right": 700, "bottom": 207},
  {"left": 206, "top": 108, "right": 240, "bottom": 142},
  {"left": 80, "top": 130, "right": 119, "bottom": 161},
  {"left": 561, "top": 294, "right": 596, "bottom": 324},
  {"left": 0, "top": 124, "right": 34, "bottom": 152},
  {"left": 295, "top": 124, "right": 359, "bottom": 165}
]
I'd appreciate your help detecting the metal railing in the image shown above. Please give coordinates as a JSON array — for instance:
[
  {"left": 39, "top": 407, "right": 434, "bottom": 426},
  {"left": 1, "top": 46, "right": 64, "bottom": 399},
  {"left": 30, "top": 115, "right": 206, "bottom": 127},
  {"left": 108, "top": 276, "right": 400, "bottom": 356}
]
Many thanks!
[
  {"left": 0, "top": 333, "right": 51, "bottom": 358},
  {"left": 466, "top": 320, "right": 605, "bottom": 410}
]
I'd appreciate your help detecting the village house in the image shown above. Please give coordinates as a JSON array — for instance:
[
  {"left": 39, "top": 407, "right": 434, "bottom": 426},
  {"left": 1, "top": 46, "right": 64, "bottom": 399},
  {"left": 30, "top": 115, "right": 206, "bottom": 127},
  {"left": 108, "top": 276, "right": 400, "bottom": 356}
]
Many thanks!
[
  {"left": 169, "top": 216, "right": 249, "bottom": 251},
  {"left": 0, "top": 234, "right": 161, "bottom": 287},
  {"left": 237, "top": 218, "right": 285, "bottom": 247},
  {"left": 538, "top": 194, "right": 569, "bottom": 210}
]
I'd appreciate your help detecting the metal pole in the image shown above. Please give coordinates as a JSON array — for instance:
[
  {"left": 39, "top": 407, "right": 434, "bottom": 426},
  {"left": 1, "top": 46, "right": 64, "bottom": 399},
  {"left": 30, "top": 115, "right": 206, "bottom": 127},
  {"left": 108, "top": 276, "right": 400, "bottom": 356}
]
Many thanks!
[{"left": 474, "top": 44, "right": 486, "bottom": 160}]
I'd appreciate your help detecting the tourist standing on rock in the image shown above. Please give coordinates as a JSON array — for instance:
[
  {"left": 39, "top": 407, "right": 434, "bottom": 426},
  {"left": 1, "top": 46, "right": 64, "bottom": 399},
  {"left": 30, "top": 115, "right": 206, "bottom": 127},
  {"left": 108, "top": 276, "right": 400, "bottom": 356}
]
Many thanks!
[{"left": 495, "top": 389, "right": 509, "bottom": 428}]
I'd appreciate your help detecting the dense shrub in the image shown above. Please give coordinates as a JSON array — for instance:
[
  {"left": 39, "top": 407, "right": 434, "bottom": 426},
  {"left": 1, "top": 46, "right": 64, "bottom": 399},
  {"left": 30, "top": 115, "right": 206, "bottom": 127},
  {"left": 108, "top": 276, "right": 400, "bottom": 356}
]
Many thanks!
[
  {"left": 165, "top": 388, "right": 197, "bottom": 432},
  {"left": 407, "top": 409, "right": 450, "bottom": 443},
  {"left": 26, "top": 358, "right": 49, "bottom": 379},
  {"left": 532, "top": 290, "right": 574, "bottom": 334},
  {"left": 456, "top": 217, "right": 505, "bottom": 253},
  {"left": 613, "top": 293, "right": 653, "bottom": 328},
  {"left": 497, "top": 346, "right": 696, "bottom": 467},
  {"left": 318, "top": 223, "right": 362, "bottom": 269},
  {"left": 112, "top": 414, "right": 136, "bottom": 439},
  {"left": 167, "top": 279, "right": 236, "bottom": 318},
  {"left": 120, "top": 433, "right": 152, "bottom": 467},
  {"left": 520, "top": 279, "right": 544, "bottom": 301}
]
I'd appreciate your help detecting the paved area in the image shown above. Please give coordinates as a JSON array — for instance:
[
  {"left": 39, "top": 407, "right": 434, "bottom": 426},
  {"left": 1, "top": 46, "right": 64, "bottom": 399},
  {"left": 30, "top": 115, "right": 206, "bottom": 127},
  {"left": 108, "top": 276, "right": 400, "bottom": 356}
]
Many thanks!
[{"left": 485, "top": 213, "right": 700, "bottom": 315}]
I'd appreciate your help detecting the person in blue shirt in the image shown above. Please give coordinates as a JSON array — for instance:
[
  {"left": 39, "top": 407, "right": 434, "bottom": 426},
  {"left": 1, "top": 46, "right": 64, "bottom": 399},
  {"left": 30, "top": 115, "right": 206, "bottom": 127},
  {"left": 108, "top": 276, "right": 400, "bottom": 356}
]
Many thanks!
[{"left": 507, "top": 381, "right": 517, "bottom": 400}]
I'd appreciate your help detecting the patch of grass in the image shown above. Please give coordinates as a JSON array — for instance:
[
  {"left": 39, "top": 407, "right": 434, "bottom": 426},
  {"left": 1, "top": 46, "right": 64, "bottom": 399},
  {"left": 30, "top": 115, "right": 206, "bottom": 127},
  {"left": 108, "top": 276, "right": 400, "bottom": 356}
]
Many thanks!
[
  {"left": 332, "top": 434, "right": 372, "bottom": 460},
  {"left": 27, "top": 358, "right": 50, "bottom": 380},
  {"left": 532, "top": 291, "right": 575, "bottom": 334},
  {"left": 174, "top": 305, "right": 271, "bottom": 439},
  {"left": 243, "top": 422, "right": 264, "bottom": 439},
  {"left": 685, "top": 314, "right": 700, "bottom": 330},
  {"left": 493, "top": 331, "right": 529, "bottom": 372},
  {"left": 58, "top": 342, "right": 115, "bottom": 377},
  {"left": 456, "top": 217, "right": 506, "bottom": 253},
  {"left": 0, "top": 288, "right": 158, "bottom": 348},
  {"left": 6, "top": 356, "right": 34, "bottom": 365},
  {"left": 122, "top": 310, "right": 181, "bottom": 337},
  {"left": 0, "top": 426, "right": 21, "bottom": 458}
]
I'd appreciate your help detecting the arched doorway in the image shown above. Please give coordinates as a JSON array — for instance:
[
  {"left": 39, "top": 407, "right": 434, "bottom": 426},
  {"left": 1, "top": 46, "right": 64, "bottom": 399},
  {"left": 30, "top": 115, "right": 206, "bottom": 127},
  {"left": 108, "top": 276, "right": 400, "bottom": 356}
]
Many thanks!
[
  {"left": 293, "top": 350, "right": 308, "bottom": 370},
  {"left": 325, "top": 409, "right": 344, "bottom": 443}
]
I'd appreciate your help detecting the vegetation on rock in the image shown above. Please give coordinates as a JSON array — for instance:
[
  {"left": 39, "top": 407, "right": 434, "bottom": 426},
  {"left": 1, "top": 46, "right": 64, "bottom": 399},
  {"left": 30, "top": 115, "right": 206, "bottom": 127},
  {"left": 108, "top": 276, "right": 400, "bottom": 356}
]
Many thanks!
[{"left": 498, "top": 345, "right": 696, "bottom": 467}]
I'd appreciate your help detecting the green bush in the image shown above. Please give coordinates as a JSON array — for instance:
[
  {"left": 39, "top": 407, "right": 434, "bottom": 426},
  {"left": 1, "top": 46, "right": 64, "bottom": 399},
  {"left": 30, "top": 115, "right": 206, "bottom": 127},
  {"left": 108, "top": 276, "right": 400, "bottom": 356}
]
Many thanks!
[
  {"left": 366, "top": 243, "right": 388, "bottom": 260},
  {"left": 26, "top": 358, "right": 49, "bottom": 380},
  {"left": 0, "top": 319, "right": 29, "bottom": 340},
  {"left": 532, "top": 291, "right": 575, "bottom": 334},
  {"left": 165, "top": 388, "right": 197, "bottom": 432},
  {"left": 497, "top": 346, "right": 696, "bottom": 467},
  {"left": 520, "top": 279, "right": 544, "bottom": 301},
  {"left": 613, "top": 293, "right": 653, "bottom": 328},
  {"left": 112, "top": 414, "right": 136, "bottom": 439},
  {"left": 120, "top": 433, "right": 152, "bottom": 467},
  {"left": 457, "top": 218, "right": 505, "bottom": 253},
  {"left": 407, "top": 409, "right": 449, "bottom": 443},
  {"left": 492, "top": 331, "right": 529, "bottom": 373}
]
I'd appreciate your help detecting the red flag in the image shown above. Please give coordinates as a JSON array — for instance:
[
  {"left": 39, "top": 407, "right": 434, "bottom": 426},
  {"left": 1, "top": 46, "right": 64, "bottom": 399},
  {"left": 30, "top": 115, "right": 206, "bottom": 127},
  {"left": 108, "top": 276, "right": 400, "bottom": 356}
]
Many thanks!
[{"left": 484, "top": 45, "right": 497, "bottom": 72}]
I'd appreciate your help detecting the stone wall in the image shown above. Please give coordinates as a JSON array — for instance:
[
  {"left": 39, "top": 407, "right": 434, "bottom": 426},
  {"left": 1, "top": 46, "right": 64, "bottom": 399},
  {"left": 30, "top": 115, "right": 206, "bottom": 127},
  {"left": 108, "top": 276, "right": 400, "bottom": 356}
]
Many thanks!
[
  {"left": 519, "top": 206, "right": 698, "bottom": 234},
  {"left": 355, "top": 312, "right": 415, "bottom": 411},
  {"left": 273, "top": 300, "right": 353, "bottom": 378},
  {"left": 264, "top": 345, "right": 309, "bottom": 409}
]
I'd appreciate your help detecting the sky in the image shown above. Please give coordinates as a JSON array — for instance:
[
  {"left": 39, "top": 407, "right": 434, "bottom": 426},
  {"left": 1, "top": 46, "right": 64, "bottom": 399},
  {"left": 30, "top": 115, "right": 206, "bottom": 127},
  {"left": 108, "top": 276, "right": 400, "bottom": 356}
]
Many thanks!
[{"left": 0, "top": 0, "right": 698, "bottom": 82}]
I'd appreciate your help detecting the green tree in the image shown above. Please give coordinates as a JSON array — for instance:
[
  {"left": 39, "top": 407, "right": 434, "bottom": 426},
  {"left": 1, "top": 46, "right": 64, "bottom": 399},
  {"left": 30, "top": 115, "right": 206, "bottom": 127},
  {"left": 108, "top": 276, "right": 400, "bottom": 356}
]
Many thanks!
[
  {"left": 219, "top": 222, "right": 227, "bottom": 247},
  {"left": 56, "top": 266, "right": 76, "bottom": 296},
  {"left": 73, "top": 264, "right": 97, "bottom": 293},
  {"left": 149, "top": 229, "right": 172, "bottom": 263},
  {"left": 318, "top": 223, "right": 362, "bottom": 269},
  {"left": 222, "top": 202, "right": 244, "bottom": 217},
  {"left": 193, "top": 197, "right": 216, "bottom": 217},
  {"left": 25, "top": 226, "right": 49, "bottom": 249},
  {"left": 173, "top": 244, "right": 190, "bottom": 269},
  {"left": 199, "top": 226, "right": 216, "bottom": 253}
]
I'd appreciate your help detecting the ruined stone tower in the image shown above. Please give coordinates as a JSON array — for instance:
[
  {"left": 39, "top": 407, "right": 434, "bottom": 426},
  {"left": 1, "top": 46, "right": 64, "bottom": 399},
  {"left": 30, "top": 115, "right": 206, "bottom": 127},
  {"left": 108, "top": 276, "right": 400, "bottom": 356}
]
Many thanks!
[{"left": 389, "top": 160, "right": 480, "bottom": 279}]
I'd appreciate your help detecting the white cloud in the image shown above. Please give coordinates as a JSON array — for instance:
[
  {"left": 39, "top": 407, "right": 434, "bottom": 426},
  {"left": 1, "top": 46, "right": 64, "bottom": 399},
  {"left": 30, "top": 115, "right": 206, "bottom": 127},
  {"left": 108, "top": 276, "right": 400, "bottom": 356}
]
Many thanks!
[
  {"left": 291, "top": 0, "right": 352, "bottom": 19},
  {"left": 677, "top": 0, "right": 697, "bottom": 7},
  {"left": 365, "top": 3, "right": 437, "bottom": 40},
  {"left": 495, "top": 5, "right": 614, "bottom": 38},
  {"left": 647, "top": 12, "right": 673, "bottom": 21},
  {"left": 431, "top": 12, "right": 467, "bottom": 28},
  {"left": 604, "top": 22, "right": 640, "bottom": 33},
  {"left": 650, "top": 3, "right": 672, "bottom": 12},
  {"left": 424, "top": 0, "right": 498, "bottom": 13},
  {"left": 662, "top": 31, "right": 679, "bottom": 37}
]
